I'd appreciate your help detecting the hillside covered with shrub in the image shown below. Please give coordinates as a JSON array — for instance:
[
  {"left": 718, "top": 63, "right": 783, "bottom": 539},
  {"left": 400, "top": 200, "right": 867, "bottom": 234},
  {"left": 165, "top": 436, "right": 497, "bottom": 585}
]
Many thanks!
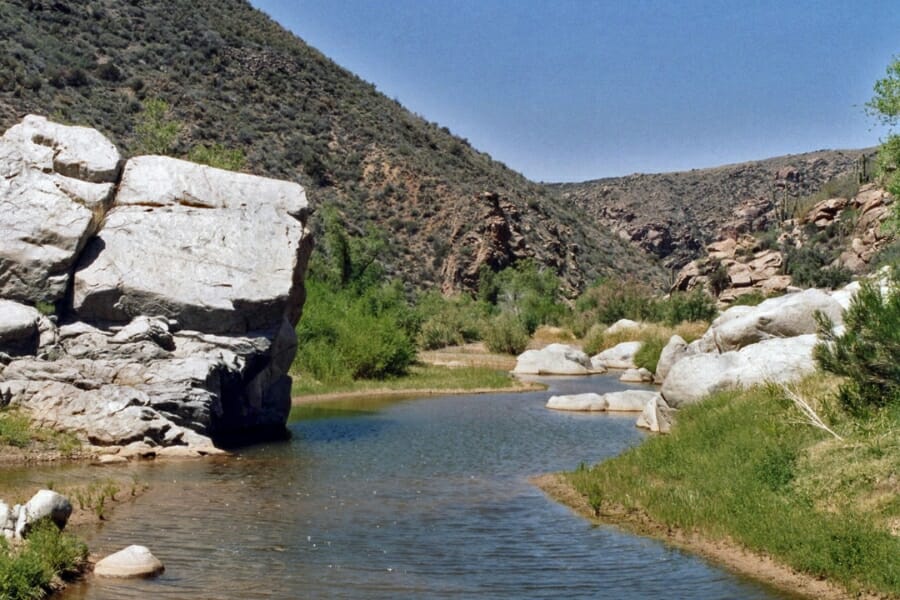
[{"left": 0, "top": 0, "right": 666, "bottom": 293}]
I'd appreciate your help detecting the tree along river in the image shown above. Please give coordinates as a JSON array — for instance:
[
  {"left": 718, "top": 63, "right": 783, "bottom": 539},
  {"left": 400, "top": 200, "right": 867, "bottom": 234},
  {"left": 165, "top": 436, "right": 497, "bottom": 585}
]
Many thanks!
[{"left": 6, "top": 375, "right": 799, "bottom": 599}]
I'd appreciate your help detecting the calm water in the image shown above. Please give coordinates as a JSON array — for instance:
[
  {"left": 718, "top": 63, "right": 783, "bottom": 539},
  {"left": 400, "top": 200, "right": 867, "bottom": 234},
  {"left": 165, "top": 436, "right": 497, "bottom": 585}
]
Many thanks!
[{"left": 6, "top": 375, "right": 794, "bottom": 599}]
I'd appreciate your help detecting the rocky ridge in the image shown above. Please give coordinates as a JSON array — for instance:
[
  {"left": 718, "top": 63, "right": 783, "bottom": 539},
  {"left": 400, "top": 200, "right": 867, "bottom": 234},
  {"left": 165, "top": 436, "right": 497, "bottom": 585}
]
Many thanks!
[
  {"left": 672, "top": 183, "right": 895, "bottom": 301},
  {"left": 0, "top": 116, "right": 313, "bottom": 452},
  {"left": 552, "top": 150, "right": 871, "bottom": 270}
]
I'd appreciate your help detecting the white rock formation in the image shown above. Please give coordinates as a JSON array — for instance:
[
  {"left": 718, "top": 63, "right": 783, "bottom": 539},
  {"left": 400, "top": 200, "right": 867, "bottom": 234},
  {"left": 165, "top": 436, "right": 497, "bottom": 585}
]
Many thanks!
[
  {"left": 513, "top": 343, "right": 593, "bottom": 375},
  {"left": 94, "top": 545, "right": 165, "bottom": 579},
  {"left": 635, "top": 395, "right": 675, "bottom": 433},
  {"left": 546, "top": 390, "right": 657, "bottom": 412},
  {"left": 698, "top": 289, "right": 843, "bottom": 352},
  {"left": 0, "top": 115, "right": 121, "bottom": 303},
  {"left": 661, "top": 335, "right": 818, "bottom": 408},
  {"left": 0, "top": 117, "right": 314, "bottom": 449},
  {"left": 619, "top": 367, "right": 653, "bottom": 383},
  {"left": 591, "top": 341, "right": 642, "bottom": 370}
]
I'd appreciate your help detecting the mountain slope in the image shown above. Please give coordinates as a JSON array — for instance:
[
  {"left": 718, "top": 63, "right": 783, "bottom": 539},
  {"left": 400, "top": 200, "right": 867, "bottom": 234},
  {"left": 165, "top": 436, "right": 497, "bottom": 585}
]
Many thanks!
[
  {"left": 0, "top": 0, "right": 665, "bottom": 293},
  {"left": 551, "top": 149, "right": 873, "bottom": 270}
]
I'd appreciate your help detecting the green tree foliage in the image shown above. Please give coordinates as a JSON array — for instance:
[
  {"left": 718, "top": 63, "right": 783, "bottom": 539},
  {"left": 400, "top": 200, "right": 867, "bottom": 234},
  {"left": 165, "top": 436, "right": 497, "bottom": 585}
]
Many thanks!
[
  {"left": 293, "top": 212, "right": 416, "bottom": 382},
  {"left": 415, "top": 291, "right": 487, "bottom": 350},
  {"left": 482, "top": 260, "right": 567, "bottom": 334},
  {"left": 815, "top": 269, "right": 899, "bottom": 413},
  {"left": 0, "top": 521, "right": 87, "bottom": 600},
  {"left": 868, "top": 56, "right": 900, "bottom": 228},
  {"left": 783, "top": 246, "right": 853, "bottom": 289},
  {"left": 133, "top": 98, "right": 180, "bottom": 155},
  {"left": 482, "top": 312, "right": 530, "bottom": 355}
]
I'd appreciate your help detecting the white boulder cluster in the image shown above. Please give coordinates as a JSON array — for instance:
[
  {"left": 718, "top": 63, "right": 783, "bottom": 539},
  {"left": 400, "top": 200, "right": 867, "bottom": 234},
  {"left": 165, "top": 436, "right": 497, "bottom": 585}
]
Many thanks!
[
  {"left": 0, "top": 116, "right": 313, "bottom": 451},
  {"left": 1, "top": 489, "right": 72, "bottom": 541},
  {"left": 518, "top": 283, "right": 869, "bottom": 433}
]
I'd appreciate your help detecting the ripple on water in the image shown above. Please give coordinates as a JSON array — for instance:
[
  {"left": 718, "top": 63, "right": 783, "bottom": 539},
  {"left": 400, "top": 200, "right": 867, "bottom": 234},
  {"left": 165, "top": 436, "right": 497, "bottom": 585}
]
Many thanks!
[{"left": 47, "top": 375, "right": 793, "bottom": 599}]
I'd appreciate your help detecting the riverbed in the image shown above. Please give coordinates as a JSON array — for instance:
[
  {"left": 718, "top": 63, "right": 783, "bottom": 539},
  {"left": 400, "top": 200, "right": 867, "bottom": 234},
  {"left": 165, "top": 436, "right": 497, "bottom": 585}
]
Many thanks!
[{"left": 4, "top": 374, "right": 797, "bottom": 599}]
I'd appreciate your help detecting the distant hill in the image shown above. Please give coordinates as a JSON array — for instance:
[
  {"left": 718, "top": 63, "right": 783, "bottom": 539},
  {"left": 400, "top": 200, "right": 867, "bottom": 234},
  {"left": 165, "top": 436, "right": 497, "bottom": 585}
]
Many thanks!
[
  {"left": 550, "top": 149, "right": 873, "bottom": 271},
  {"left": 0, "top": 0, "right": 665, "bottom": 294}
]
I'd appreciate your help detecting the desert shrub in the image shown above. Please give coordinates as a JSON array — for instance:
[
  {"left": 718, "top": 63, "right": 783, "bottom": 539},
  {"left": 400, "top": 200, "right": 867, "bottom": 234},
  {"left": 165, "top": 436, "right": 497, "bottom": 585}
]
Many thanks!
[
  {"left": 815, "top": 269, "right": 900, "bottom": 413},
  {"left": 482, "top": 313, "right": 529, "bottom": 355},
  {"left": 656, "top": 289, "right": 717, "bottom": 325},
  {"left": 415, "top": 292, "right": 486, "bottom": 350},
  {"left": 133, "top": 98, "right": 180, "bottom": 155},
  {"left": 784, "top": 246, "right": 852, "bottom": 289},
  {"left": 574, "top": 279, "right": 658, "bottom": 332},
  {"left": 729, "top": 291, "right": 768, "bottom": 307},
  {"left": 633, "top": 334, "right": 667, "bottom": 373}
]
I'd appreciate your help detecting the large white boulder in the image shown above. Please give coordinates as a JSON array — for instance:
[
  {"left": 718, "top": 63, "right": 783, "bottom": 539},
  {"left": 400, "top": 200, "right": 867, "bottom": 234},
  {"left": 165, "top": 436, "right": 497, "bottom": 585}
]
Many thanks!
[
  {"left": 73, "top": 155, "right": 312, "bottom": 334},
  {"left": 591, "top": 341, "right": 642, "bottom": 370},
  {"left": 0, "top": 116, "right": 120, "bottom": 303},
  {"left": 661, "top": 334, "right": 818, "bottom": 407},
  {"left": 94, "top": 545, "right": 164, "bottom": 579},
  {"left": 513, "top": 343, "right": 592, "bottom": 375},
  {"left": 654, "top": 334, "right": 697, "bottom": 382},
  {"left": 699, "top": 289, "right": 843, "bottom": 352},
  {"left": 547, "top": 390, "right": 657, "bottom": 412},
  {"left": 604, "top": 318, "right": 641, "bottom": 335}
]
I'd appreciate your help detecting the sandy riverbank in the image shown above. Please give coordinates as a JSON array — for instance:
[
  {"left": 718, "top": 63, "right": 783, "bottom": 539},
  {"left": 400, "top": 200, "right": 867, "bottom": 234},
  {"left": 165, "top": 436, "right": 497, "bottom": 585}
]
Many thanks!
[{"left": 532, "top": 472, "right": 874, "bottom": 600}]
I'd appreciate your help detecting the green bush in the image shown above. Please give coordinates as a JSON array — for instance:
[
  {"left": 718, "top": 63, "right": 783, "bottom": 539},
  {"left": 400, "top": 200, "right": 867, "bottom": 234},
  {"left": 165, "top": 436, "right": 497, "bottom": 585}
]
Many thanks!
[
  {"left": 815, "top": 269, "right": 900, "bottom": 413},
  {"left": 633, "top": 334, "right": 667, "bottom": 373},
  {"left": 293, "top": 280, "right": 416, "bottom": 382},
  {"left": 482, "top": 313, "right": 529, "bottom": 355},
  {"left": 784, "top": 246, "right": 853, "bottom": 289},
  {"left": 187, "top": 143, "right": 246, "bottom": 171},
  {"left": 656, "top": 289, "right": 717, "bottom": 325},
  {"left": 574, "top": 279, "right": 658, "bottom": 331},
  {"left": 414, "top": 292, "right": 486, "bottom": 350},
  {"left": 482, "top": 260, "right": 568, "bottom": 335},
  {"left": 0, "top": 521, "right": 87, "bottom": 600},
  {"left": 133, "top": 98, "right": 180, "bottom": 155}
]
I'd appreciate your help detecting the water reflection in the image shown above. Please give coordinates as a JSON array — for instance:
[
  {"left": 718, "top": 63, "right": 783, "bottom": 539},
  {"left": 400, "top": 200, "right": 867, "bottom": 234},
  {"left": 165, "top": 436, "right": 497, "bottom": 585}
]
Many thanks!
[{"left": 34, "top": 375, "right": 795, "bottom": 599}]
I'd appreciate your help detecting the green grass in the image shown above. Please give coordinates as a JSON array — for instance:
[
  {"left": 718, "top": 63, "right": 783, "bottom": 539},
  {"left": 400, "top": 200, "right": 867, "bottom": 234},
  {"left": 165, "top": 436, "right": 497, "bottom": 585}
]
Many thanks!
[
  {"left": 0, "top": 410, "right": 81, "bottom": 456},
  {"left": 291, "top": 363, "right": 528, "bottom": 397},
  {"left": 565, "top": 378, "right": 900, "bottom": 596},
  {"left": 0, "top": 521, "right": 87, "bottom": 600}
]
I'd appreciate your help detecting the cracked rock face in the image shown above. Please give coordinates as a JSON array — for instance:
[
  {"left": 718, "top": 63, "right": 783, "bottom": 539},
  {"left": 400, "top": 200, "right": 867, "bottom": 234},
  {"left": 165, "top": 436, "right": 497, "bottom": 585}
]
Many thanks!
[
  {"left": 0, "top": 115, "right": 121, "bottom": 304},
  {"left": 0, "top": 117, "right": 313, "bottom": 449}
]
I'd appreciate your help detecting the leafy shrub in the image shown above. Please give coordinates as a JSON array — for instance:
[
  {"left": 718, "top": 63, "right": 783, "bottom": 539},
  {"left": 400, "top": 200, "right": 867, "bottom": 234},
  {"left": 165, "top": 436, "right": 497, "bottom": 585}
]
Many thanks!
[
  {"left": 482, "top": 313, "right": 529, "bottom": 355},
  {"left": 574, "top": 279, "right": 658, "bottom": 333},
  {"left": 0, "top": 521, "right": 87, "bottom": 600},
  {"left": 133, "top": 98, "right": 180, "bottom": 155},
  {"left": 784, "top": 246, "right": 852, "bottom": 289},
  {"left": 729, "top": 291, "right": 768, "bottom": 307},
  {"left": 481, "top": 260, "right": 567, "bottom": 334},
  {"left": 294, "top": 280, "right": 416, "bottom": 382},
  {"left": 815, "top": 269, "right": 899, "bottom": 413},
  {"left": 633, "top": 334, "right": 667, "bottom": 373},
  {"left": 415, "top": 292, "right": 486, "bottom": 350},
  {"left": 657, "top": 289, "right": 717, "bottom": 325}
]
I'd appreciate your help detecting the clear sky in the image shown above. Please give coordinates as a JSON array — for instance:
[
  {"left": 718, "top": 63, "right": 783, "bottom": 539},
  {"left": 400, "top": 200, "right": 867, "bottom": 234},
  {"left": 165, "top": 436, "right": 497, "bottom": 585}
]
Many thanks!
[{"left": 250, "top": 0, "right": 900, "bottom": 183}]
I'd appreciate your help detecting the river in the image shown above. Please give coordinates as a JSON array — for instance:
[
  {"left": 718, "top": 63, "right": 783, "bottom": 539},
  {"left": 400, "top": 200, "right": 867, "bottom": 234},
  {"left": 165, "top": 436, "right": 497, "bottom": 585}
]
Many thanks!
[{"left": 6, "top": 374, "right": 796, "bottom": 599}]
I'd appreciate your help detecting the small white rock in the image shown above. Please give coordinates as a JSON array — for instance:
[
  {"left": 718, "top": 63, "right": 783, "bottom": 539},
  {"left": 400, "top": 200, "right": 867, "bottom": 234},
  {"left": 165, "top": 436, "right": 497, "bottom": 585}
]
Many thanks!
[{"left": 94, "top": 545, "right": 165, "bottom": 579}]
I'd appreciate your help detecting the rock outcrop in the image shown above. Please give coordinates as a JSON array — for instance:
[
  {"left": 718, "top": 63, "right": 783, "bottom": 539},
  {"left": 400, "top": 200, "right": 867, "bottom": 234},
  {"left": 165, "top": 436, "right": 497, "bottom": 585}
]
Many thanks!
[
  {"left": 672, "top": 183, "right": 895, "bottom": 302},
  {"left": 513, "top": 343, "right": 594, "bottom": 375},
  {"left": 0, "top": 116, "right": 313, "bottom": 450},
  {"left": 1, "top": 489, "right": 72, "bottom": 541}
]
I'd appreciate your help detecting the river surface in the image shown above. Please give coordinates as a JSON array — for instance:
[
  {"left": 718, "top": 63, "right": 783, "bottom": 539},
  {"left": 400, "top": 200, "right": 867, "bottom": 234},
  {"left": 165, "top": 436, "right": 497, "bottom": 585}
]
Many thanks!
[{"left": 5, "top": 375, "right": 796, "bottom": 599}]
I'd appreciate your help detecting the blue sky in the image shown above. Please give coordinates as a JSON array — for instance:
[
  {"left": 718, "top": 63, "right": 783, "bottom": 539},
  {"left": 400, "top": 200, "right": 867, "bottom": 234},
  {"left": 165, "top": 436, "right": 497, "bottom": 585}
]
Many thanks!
[{"left": 250, "top": 0, "right": 900, "bottom": 183}]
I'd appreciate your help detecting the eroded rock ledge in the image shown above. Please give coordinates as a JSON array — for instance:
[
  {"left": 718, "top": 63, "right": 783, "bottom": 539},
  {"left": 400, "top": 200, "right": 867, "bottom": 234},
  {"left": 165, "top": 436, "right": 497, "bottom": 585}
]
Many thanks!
[{"left": 0, "top": 116, "right": 313, "bottom": 451}]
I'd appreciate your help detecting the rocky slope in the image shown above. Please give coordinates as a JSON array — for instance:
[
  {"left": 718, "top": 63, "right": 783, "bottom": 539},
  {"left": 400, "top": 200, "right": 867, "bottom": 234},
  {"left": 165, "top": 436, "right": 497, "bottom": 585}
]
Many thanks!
[
  {"left": 0, "top": 115, "right": 313, "bottom": 451},
  {"left": 0, "top": 0, "right": 664, "bottom": 294},
  {"left": 551, "top": 150, "right": 874, "bottom": 270},
  {"left": 673, "top": 184, "right": 895, "bottom": 302}
]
